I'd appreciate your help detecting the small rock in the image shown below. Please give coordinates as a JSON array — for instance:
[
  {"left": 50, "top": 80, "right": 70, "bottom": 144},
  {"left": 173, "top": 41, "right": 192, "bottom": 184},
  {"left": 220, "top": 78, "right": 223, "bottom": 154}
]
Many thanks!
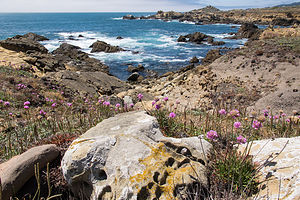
[{"left": 0, "top": 145, "right": 60, "bottom": 200}]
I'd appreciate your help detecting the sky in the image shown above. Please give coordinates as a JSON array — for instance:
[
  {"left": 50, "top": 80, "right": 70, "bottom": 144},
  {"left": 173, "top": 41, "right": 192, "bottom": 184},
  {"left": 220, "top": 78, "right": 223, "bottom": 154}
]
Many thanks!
[{"left": 0, "top": 0, "right": 297, "bottom": 12}]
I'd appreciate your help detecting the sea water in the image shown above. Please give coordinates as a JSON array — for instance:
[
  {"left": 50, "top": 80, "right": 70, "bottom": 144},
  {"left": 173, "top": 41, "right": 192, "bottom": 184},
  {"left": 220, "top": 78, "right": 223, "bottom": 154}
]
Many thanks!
[{"left": 0, "top": 12, "right": 247, "bottom": 80}]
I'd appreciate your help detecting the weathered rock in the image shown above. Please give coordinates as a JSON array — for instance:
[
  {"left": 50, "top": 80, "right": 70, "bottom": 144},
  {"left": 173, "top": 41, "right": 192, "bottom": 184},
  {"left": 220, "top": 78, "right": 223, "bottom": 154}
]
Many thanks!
[
  {"left": 239, "top": 137, "right": 300, "bottom": 200},
  {"left": 123, "top": 15, "right": 137, "bottom": 20},
  {"left": 0, "top": 145, "right": 60, "bottom": 200},
  {"left": 271, "top": 17, "right": 300, "bottom": 26},
  {"left": 61, "top": 111, "right": 211, "bottom": 200},
  {"left": 127, "top": 72, "right": 143, "bottom": 82},
  {"left": 0, "top": 37, "right": 48, "bottom": 53},
  {"left": 127, "top": 64, "right": 145, "bottom": 73},
  {"left": 201, "top": 49, "right": 222, "bottom": 65},
  {"left": 116, "top": 36, "right": 123, "bottom": 40},
  {"left": 90, "top": 40, "right": 125, "bottom": 53},
  {"left": 177, "top": 32, "right": 223, "bottom": 45},
  {"left": 190, "top": 56, "right": 199, "bottom": 63},
  {"left": 230, "top": 23, "right": 262, "bottom": 40},
  {"left": 22, "top": 32, "right": 49, "bottom": 41},
  {"left": 42, "top": 70, "right": 130, "bottom": 96},
  {"left": 53, "top": 43, "right": 109, "bottom": 73}
]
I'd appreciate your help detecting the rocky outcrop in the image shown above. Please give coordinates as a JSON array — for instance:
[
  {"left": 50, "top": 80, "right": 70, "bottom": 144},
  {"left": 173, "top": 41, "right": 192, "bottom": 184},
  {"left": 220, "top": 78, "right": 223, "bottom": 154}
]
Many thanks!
[
  {"left": 52, "top": 43, "right": 109, "bottom": 73},
  {"left": 0, "top": 145, "right": 60, "bottom": 200},
  {"left": 61, "top": 111, "right": 211, "bottom": 200},
  {"left": 190, "top": 56, "right": 199, "bottom": 63},
  {"left": 201, "top": 49, "right": 222, "bottom": 65},
  {"left": 127, "top": 64, "right": 145, "bottom": 73},
  {"left": 177, "top": 32, "right": 225, "bottom": 45},
  {"left": 21, "top": 32, "right": 49, "bottom": 41},
  {"left": 239, "top": 137, "right": 300, "bottom": 200},
  {"left": 127, "top": 72, "right": 143, "bottom": 82},
  {"left": 0, "top": 36, "right": 48, "bottom": 53},
  {"left": 42, "top": 70, "right": 131, "bottom": 96},
  {"left": 123, "top": 15, "right": 138, "bottom": 20},
  {"left": 90, "top": 41, "right": 125, "bottom": 53},
  {"left": 233, "top": 23, "right": 262, "bottom": 40},
  {"left": 271, "top": 17, "right": 300, "bottom": 26}
]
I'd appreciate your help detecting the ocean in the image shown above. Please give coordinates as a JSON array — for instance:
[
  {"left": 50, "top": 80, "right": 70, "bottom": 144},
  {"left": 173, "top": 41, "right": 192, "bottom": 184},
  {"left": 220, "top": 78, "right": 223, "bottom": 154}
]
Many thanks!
[{"left": 0, "top": 13, "right": 247, "bottom": 80}]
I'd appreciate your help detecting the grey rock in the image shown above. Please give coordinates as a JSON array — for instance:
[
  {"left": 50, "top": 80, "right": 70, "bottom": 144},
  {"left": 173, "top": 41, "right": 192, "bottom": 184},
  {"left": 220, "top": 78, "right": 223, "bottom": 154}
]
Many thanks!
[
  {"left": 90, "top": 40, "right": 125, "bottom": 53},
  {"left": 61, "top": 111, "right": 211, "bottom": 200}
]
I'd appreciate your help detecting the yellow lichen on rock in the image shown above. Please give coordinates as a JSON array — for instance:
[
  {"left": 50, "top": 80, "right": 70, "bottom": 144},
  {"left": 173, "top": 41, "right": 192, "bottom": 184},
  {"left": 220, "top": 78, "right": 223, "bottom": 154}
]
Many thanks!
[{"left": 130, "top": 142, "right": 207, "bottom": 200}]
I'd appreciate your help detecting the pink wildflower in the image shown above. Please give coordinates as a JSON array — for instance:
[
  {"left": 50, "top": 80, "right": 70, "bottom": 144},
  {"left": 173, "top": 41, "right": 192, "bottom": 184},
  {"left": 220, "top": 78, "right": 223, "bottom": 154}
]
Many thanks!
[
  {"left": 234, "top": 121, "right": 241, "bottom": 129},
  {"left": 103, "top": 101, "right": 110, "bottom": 106},
  {"left": 163, "top": 97, "right": 169, "bottom": 101},
  {"left": 4, "top": 101, "right": 10, "bottom": 106},
  {"left": 51, "top": 103, "right": 57, "bottom": 107},
  {"left": 206, "top": 130, "right": 218, "bottom": 140},
  {"left": 39, "top": 110, "right": 46, "bottom": 116},
  {"left": 236, "top": 135, "right": 247, "bottom": 144},
  {"left": 24, "top": 101, "right": 30, "bottom": 106},
  {"left": 219, "top": 109, "right": 227, "bottom": 115},
  {"left": 67, "top": 103, "right": 72, "bottom": 107},
  {"left": 152, "top": 101, "right": 156, "bottom": 106},
  {"left": 169, "top": 112, "right": 176, "bottom": 118},
  {"left": 286, "top": 119, "right": 290, "bottom": 123},
  {"left": 137, "top": 93, "right": 143, "bottom": 100},
  {"left": 252, "top": 120, "right": 262, "bottom": 130},
  {"left": 155, "top": 104, "right": 161, "bottom": 110},
  {"left": 129, "top": 103, "right": 134, "bottom": 108},
  {"left": 115, "top": 103, "right": 121, "bottom": 108},
  {"left": 24, "top": 105, "right": 29, "bottom": 109}
]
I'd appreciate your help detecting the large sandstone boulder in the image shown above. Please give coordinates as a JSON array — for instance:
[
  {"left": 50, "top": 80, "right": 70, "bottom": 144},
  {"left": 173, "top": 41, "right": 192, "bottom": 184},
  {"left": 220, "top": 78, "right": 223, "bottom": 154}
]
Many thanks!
[
  {"left": 0, "top": 37, "right": 48, "bottom": 53},
  {"left": 61, "top": 111, "right": 211, "bottom": 200},
  {"left": 90, "top": 41, "right": 125, "bottom": 53},
  {"left": 239, "top": 137, "right": 300, "bottom": 200},
  {"left": 0, "top": 145, "right": 60, "bottom": 200}
]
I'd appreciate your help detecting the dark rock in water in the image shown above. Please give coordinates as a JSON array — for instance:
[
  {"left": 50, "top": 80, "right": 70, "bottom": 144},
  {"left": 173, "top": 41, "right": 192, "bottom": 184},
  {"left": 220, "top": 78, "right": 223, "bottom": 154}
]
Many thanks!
[
  {"left": 190, "top": 56, "right": 199, "bottom": 63},
  {"left": 178, "top": 32, "right": 225, "bottom": 46},
  {"left": 78, "top": 34, "right": 84, "bottom": 38},
  {"left": 43, "top": 70, "right": 130, "bottom": 96},
  {"left": 68, "top": 36, "right": 78, "bottom": 41},
  {"left": 123, "top": 15, "right": 137, "bottom": 20},
  {"left": 89, "top": 40, "right": 125, "bottom": 53},
  {"left": 0, "top": 36, "right": 48, "bottom": 53},
  {"left": 228, "top": 23, "right": 262, "bottom": 40},
  {"left": 116, "top": 36, "right": 123, "bottom": 40},
  {"left": 132, "top": 51, "right": 139, "bottom": 54},
  {"left": 202, "top": 49, "right": 222, "bottom": 65},
  {"left": 52, "top": 43, "right": 109, "bottom": 73},
  {"left": 211, "top": 41, "right": 226, "bottom": 46},
  {"left": 127, "top": 64, "right": 145, "bottom": 73},
  {"left": 127, "top": 72, "right": 143, "bottom": 82},
  {"left": 177, "top": 35, "right": 187, "bottom": 42},
  {"left": 22, "top": 32, "right": 49, "bottom": 41},
  {"left": 177, "top": 32, "right": 212, "bottom": 44}
]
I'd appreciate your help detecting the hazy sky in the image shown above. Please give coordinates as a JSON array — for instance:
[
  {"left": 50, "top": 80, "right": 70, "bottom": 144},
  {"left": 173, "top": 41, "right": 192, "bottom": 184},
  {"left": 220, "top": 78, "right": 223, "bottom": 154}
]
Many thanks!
[{"left": 0, "top": 0, "right": 297, "bottom": 12}]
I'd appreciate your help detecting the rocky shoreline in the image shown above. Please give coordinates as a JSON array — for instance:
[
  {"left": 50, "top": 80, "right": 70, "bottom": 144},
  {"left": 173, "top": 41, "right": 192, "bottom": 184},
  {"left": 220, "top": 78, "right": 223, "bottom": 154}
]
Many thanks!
[{"left": 123, "top": 5, "right": 300, "bottom": 26}]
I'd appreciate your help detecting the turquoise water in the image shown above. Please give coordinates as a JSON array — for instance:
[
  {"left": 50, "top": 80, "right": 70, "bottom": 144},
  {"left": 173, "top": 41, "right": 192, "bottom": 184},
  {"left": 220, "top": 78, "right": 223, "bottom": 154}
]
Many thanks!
[{"left": 0, "top": 13, "right": 246, "bottom": 80}]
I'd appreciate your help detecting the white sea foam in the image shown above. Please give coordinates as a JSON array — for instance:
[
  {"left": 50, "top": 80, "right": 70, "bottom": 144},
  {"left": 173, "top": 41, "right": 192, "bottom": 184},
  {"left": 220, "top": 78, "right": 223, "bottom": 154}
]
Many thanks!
[
  {"left": 208, "top": 33, "right": 232, "bottom": 39},
  {"left": 112, "top": 17, "right": 123, "bottom": 20}
]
